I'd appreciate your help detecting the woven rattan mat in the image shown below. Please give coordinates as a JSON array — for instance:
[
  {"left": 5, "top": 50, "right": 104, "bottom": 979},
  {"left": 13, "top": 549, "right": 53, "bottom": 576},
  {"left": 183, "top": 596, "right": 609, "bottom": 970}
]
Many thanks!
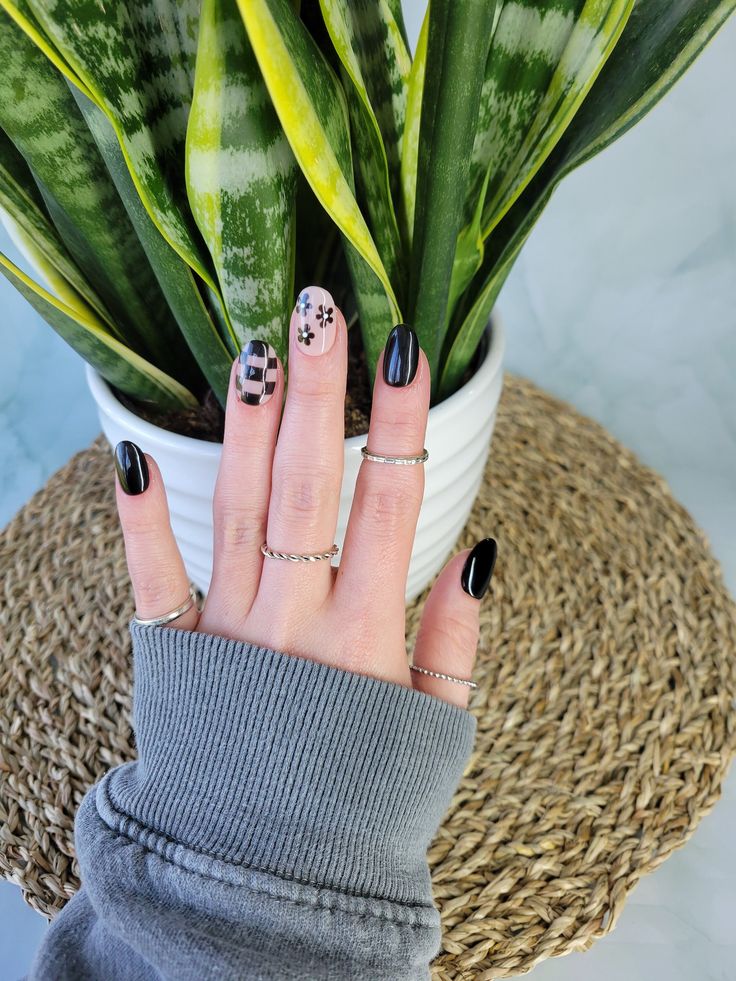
[{"left": 2, "top": 374, "right": 735, "bottom": 979}]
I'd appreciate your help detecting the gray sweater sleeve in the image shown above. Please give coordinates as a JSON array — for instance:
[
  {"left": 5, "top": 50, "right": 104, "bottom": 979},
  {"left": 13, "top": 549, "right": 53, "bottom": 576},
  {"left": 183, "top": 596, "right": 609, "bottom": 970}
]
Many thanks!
[{"left": 30, "top": 622, "right": 477, "bottom": 980}]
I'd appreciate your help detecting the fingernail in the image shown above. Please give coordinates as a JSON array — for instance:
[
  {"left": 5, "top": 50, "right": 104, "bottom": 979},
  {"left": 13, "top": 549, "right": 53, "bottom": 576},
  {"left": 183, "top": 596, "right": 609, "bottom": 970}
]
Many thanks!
[
  {"left": 383, "top": 324, "right": 419, "bottom": 387},
  {"left": 292, "top": 285, "right": 337, "bottom": 356},
  {"left": 236, "top": 339, "right": 278, "bottom": 405},
  {"left": 461, "top": 538, "right": 497, "bottom": 599},
  {"left": 114, "top": 440, "right": 149, "bottom": 495}
]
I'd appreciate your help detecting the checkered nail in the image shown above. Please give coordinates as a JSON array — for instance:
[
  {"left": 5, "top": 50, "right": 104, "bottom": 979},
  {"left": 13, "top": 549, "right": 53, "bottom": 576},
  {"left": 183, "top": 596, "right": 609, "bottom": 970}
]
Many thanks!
[{"left": 236, "top": 340, "right": 278, "bottom": 405}]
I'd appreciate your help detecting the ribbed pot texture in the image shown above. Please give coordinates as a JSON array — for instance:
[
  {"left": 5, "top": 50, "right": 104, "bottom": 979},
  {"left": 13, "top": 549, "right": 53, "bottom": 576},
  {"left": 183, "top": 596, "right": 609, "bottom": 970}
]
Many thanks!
[{"left": 87, "top": 319, "right": 505, "bottom": 602}]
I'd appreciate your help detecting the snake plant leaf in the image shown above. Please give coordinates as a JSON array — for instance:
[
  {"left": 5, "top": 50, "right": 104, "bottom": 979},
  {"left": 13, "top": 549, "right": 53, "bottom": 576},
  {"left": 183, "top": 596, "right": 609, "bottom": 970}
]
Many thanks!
[
  {"left": 25, "top": 0, "right": 216, "bottom": 288},
  {"left": 0, "top": 205, "right": 108, "bottom": 333},
  {"left": 384, "top": 0, "right": 410, "bottom": 50},
  {"left": 479, "top": 0, "right": 635, "bottom": 240},
  {"left": 73, "top": 90, "right": 230, "bottom": 406},
  {"left": 408, "top": 0, "right": 497, "bottom": 390},
  {"left": 0, "top": 10, "right": 182, "bottom": 366},
  {"left": 399, "top": 6, "right": 427, "bottom": 248},
  {"left": 318, "top": 0, "right": 406, "bottom": 294},
  {"left": 0, "top": 0, "right": 94, "bottom": 99},
  {"left": 0, "top": 126, "right": 116, "bottom": 330},
  {"left": 238, "top": 0, "right": 399, "bottom": 382},
  {"left": 319, "top": 0, "right": 410, "bottom": 202},
  {"left": 439, "top": 0, "right": 736, "bottom": 399},
  {"left": 0, "top": 251, "right": 198, "bottom": 409},
  {"left": 186, "top": 0, "right": 298, "bottom": 359},
  {"left": 237, "top": 0, "right": 399, "bottom": 318}
]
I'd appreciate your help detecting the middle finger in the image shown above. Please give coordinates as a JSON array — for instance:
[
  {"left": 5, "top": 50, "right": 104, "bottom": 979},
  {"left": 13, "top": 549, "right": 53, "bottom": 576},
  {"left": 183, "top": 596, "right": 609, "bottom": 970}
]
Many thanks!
[{"left": 255, "top": 285, "right": 347, "bottom": 616}]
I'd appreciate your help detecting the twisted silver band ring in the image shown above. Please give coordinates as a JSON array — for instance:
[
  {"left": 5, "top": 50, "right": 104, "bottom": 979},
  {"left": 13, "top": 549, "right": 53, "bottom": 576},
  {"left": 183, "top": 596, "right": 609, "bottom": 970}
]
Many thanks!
[
  {"left": 261, "top": 543, "right": 340, "bottom": 562},
  {"left": 361, "top": 446, "right": 429, "bottom": 465},
  {"left": 133, "top": 586, "right": 198, "bottom": 627},
  {"left": 409, "top": 663, "right": 478, "bottom": 689}
]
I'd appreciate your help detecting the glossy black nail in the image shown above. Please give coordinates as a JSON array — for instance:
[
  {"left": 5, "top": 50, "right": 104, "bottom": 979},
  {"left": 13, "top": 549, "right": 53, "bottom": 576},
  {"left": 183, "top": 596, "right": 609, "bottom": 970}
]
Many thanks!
[
  {"left": 383, "top": 323, "right": 419, "bottom": 387},
  {"left": 114, "top": 440, "right": 149, "bottom": 495},
  {"left": 461, "top": 538, "right": 497, "bottom": 599}
]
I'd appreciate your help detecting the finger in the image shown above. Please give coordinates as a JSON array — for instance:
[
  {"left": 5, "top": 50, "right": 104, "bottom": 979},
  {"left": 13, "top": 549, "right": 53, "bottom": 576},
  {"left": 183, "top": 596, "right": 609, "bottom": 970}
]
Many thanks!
[
  {"left": 114, "top": 441, "right": 199, "bottom": 631},
  {"left": 255, "top": 285, "right": 347, "bottom": 619},
  {"left": 334, "top": 325, "right": 429, "bottom": 633},
  {"left": 411, "top": 539, "right": 497, "bottom": 708},
  {"left": 199, "top": 346, "right": 283, "bottom": 629}
]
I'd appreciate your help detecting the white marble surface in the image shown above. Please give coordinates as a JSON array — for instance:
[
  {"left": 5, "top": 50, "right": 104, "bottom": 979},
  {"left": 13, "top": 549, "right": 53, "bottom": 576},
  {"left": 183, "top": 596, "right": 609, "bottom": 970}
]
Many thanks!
[{"left": 1, "top": 8, "right": 735, "bottom": 980}]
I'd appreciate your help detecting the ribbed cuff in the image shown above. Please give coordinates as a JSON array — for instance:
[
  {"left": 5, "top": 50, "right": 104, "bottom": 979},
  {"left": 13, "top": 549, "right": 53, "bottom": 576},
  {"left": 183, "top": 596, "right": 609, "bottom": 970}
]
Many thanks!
[{"left": 102, "top": 623, "right": 476, "bottom": 906}]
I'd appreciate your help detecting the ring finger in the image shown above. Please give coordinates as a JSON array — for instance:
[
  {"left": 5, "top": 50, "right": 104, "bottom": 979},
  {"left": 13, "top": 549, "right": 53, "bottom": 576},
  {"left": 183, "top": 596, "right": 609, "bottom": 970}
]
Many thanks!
[
  {"left": 254, "top": 285, "right": 347, "bottom": 619},
  {"left": 334, "top": 324, "right": 429, "bottom": 636}
]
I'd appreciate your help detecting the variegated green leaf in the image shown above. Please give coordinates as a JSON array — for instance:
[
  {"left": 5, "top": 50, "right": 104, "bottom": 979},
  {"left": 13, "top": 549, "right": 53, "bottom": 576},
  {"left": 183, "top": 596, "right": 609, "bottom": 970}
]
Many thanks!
[
  {"left": 0, "top": 125, "right": 116, "bottom": 330},
  {"left": 399, "top": 5, "right": 427, "bottom": 247},
  {"left": 73, "top": 89, "right": 231, "bottom": 405},
  {"left": 447, "top": 169, "right": 490, "bottom": 324},
  {"left": 320, "top": 0, "right": 409, "bottom": 202},
  {"left": 26, "top": 0, "right": 216, "bottom": 287},
  {"left": 318, "top": 0, "right": 406, "bottom": 293},
  {"left": 440, "top": 0, "right": 736, "bottom": 399},
  {"left": 0, "top": 0, "right": 94, "bottom": 99},
  {"left": 0, "top": 9, "right": 181, "bottom": 366},
  {"left": 186, "top": 0, "right": 297, "bottom": 358},
  {"left": 0, "top": 251, "right": 198, "bottom": 408},
  {"left": 238, "top": 0, "right": 399, "bottom": 382},
  {"left": 478, "top": 0, "right": 635, "bottom": 239},
  {"left": 409, "top": 0, "right": 497, "bottom": 390},
  {"left": 237, "top": 0, "right": 398, "bottom": 315},
  {"left": 384, "top": 0, "right": 410, "bottom": 50}
]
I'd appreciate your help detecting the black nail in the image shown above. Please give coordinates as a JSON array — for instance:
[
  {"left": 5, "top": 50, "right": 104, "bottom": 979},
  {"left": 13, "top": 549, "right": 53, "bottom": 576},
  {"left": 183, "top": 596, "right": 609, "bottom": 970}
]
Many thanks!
[
  {"left": 114, "top": 441, "right": 149, "bottom": 495},
  {"left": 383, "top": 324, "right": 419, "bottom": 387},
  {"left": 461, "top": 538, "right": 497, "bottom": 599}
]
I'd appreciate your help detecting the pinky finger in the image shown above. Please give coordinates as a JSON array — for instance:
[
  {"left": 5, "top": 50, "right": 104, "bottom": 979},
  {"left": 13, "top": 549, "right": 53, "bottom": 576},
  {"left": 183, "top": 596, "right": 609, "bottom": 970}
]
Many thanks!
[
  {"left": 114, "top": 441, "right": 199, "bottom": 631},
  {"left": 411, "top": 539, "right": 497, "bottom": 708}
]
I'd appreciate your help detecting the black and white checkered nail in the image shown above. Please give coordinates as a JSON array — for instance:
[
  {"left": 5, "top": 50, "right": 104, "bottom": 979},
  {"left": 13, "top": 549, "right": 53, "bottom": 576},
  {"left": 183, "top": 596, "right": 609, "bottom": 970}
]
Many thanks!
[{"left": 236, "top": 340, "right": 278, "bottom": 405}]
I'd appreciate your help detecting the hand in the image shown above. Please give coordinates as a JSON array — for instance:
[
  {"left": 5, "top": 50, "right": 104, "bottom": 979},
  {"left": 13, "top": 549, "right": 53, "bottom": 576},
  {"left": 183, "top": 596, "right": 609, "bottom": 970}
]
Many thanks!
[{"left": 113, "top": 286, "right": 496, "bottom": 709}]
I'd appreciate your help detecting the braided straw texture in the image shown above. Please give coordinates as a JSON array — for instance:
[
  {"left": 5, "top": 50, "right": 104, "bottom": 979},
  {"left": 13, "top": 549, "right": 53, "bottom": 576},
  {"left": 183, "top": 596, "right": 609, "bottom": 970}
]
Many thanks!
[{"left": 1, "top": 375, "right": 735, "bottom": 979}]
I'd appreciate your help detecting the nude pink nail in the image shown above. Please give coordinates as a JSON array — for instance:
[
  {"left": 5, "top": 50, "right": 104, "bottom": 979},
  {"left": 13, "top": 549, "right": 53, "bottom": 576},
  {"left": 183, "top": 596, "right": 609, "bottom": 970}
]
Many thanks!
[{"left": 292, "top": 286, "right": 337, "bottom": 356}]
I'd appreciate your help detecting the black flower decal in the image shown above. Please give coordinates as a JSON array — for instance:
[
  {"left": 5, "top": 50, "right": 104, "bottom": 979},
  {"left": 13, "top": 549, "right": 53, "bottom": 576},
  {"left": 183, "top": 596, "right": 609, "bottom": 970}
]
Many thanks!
[
  {"left": 297, "top": 324, "right": 315, "bottom": 346},
  {"left": 316, "top": 304, "right": 334, "bottom": 328},
  {"left": 296, "top": 291, "right": 311, "bottom": 316}
]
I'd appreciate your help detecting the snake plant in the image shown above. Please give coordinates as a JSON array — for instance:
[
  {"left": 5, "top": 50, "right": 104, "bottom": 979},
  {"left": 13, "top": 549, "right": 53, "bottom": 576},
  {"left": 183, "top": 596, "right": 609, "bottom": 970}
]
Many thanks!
[{"left": 0, "top": 1, "right": 732, "bottom": 412}]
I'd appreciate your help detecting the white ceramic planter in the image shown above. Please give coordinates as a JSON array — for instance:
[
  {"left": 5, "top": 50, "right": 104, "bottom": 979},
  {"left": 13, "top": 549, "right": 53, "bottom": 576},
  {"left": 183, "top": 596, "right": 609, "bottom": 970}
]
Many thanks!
[{"left": 87, "top": 319, "right": 505, "bottom": 602}]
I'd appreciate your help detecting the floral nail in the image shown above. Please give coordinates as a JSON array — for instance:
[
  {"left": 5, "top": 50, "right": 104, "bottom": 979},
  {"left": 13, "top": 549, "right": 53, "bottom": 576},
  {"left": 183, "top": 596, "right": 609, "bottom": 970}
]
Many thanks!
[
  {"left": 292, "top": 285, "right": 337, "bottom": 356},
  {"left": 236, "top": 340, "right": 278, "bottom": 405}
]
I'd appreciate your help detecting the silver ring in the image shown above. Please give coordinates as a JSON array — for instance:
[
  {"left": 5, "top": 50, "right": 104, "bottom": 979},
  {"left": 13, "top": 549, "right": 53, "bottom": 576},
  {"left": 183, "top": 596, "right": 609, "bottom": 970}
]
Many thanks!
[
  {"left": 361, "top": 446, "right": 429, "bottom": 465},
  {"left": 261, "top": 542, "right": 340, "bottom": 562},
  {"left": 409, "top": 663, "right": 478, "bottom": 689},
  {"left": 133, "top": 586, "right": 198, "bottom": 627}
]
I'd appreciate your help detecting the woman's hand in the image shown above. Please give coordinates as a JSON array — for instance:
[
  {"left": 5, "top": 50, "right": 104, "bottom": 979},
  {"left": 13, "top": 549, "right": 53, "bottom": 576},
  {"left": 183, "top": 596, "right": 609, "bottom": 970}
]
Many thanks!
[{"left": 113, "top": 286, "right": 496, "bottom": 709}]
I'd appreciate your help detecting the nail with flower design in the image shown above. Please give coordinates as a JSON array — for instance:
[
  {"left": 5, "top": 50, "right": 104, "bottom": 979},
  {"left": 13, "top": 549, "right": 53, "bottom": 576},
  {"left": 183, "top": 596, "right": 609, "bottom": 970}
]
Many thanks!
[{"left": 292, "top": 285, "right": 337, "bottom": 356}]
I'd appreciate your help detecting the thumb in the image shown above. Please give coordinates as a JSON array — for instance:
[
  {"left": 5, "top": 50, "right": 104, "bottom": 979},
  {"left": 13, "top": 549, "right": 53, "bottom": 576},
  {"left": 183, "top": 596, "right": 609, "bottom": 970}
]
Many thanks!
[{"left": 412, "top": 538, "right": 497, "bottom": 709}]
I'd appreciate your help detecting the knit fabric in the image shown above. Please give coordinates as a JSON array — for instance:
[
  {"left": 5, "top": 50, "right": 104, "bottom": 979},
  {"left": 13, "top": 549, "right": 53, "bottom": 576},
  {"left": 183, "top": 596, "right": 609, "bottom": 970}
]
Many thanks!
[{"left": 29, "top": 623, "right": 477, "bottom": 980}]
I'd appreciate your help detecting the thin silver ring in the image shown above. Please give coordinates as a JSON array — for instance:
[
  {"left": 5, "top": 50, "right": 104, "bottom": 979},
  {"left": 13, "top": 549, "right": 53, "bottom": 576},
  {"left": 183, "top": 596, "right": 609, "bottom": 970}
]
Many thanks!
[
  {"left": 409, "top": 663, "right": 478, "bottom": 689},
  {"left": 261, "top": 542, "right": 340, "bottom": 563},
  {"left": 133, "top": 586, "right": 198, "bottom": 627},
  {"left": 361, "top": 446, "right": 429, "bottom": 465}
]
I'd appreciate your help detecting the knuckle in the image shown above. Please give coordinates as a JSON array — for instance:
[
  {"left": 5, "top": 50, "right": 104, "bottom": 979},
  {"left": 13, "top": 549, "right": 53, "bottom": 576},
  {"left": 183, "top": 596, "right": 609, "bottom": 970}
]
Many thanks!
[
  {"left": 271, "top": 465, "right": 339, "bottom": 521},
  {"left": 357, "top": 473, "right": 423, "bottom": 531},
  {"left": 424, "top": 609, "right": 479, "bottom": 659},
  {"left": 289, "top": 377, "right": 343, "bottom": 407},
  {"left": 132, "top": 569, "right": 184, "bottom": 610},
  {"left": 215, "top": 500, "right": 265, "bottom": 551},
  {"left": 375, "top": 410, "right": 423, "bottom": 448}
]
